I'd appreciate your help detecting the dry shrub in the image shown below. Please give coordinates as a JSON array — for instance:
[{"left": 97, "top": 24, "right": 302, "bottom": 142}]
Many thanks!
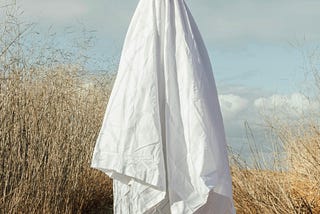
[
  {"left": 0, "top": 63, "right": 115, "bottom": 214},
  {"left": 0, "top": 2, "right": 114, "bottom": 213},
  {"left": 232, "top": 96, "right": 320, "bottom": 212}
]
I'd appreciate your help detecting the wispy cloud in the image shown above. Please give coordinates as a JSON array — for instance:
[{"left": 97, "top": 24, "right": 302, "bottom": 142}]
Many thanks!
[
  {"left": 219, "top": 94, "right": 249, "bottom": 120},
  {"left": 254, "top": 92, "right": 319, "bottom": 115},
  {"left": 218, "top": 85, "right": 319, "bottom": 156},
  {"left": 16, "top": 0, "right": 320, "bottom": 46},
  {"left": 186, "top": 0, "right": 320, "bottom": 45},
  {"left": 18, "top": 0, "right": 90, "bottom": 21},
  {"left": 16, "top": 0, "right": 320, "bottom": 44}
]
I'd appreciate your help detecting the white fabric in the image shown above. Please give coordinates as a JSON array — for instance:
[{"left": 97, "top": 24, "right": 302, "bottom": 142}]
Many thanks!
[{"left": 91, "top": 0, "right": 235, "bottom": 213}]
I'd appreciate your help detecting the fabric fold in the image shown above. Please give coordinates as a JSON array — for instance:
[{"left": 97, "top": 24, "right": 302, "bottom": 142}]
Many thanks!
[{"left": 91, "top": 0, "right": 235, "bottom": 213}]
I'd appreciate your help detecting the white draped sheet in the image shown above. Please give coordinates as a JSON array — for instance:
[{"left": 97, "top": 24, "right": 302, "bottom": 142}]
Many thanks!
[{"left": 91, "top": 0, "right": 235, "bottom": 213}]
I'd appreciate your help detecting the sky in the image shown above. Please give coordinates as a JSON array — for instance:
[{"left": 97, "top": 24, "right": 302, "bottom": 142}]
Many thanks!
[{"left": 9, "top": 0, "right": 320, "bottom": 161}]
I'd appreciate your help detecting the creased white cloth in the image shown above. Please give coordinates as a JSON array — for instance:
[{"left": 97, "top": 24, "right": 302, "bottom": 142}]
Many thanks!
[{"left": 91, "top": 0, "right": 235, "bottom": 213}]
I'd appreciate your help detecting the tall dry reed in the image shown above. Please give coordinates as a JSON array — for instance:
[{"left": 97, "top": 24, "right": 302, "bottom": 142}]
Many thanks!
[
  {"left": 0, "top": 2, "right": 114, "bottom": 213},
  {"left": 232, "top": 121, "right": 320, "bottom": 213},
  {"left": 231, "top": 52, "right": 320, "bottom": 213}
]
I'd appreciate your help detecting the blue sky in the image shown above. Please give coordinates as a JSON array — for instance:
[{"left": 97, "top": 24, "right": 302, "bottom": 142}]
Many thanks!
[
  {"left": 14, "top": 0, "right": 320, "bottom": 160},
  {"left": 16, "top": 0, "right": 320, "bottom": 92}
]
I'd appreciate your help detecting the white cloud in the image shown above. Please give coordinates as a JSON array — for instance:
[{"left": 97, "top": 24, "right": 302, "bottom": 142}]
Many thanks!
[
  {"left": 219, "top": 94, "right": 249, "bottom": 120},
  {"left": 217, "top": 88, "right": 271, "bottom": 161},
  {"left": 254, "top": 92, "right": 319, "bottom": 115},
  {"left": 217, "top": 87, "right": 320, "bottom": 162}
]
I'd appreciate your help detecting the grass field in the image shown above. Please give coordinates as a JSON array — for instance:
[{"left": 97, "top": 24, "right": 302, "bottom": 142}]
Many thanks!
[{"left": 1, "top": 2, "right": 319, "bottom": 213}]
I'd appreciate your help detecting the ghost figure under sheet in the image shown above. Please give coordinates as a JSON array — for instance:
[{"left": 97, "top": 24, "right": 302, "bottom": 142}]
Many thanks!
[{"left": 91, "top": 0, "right": 236, "bottom": 213}]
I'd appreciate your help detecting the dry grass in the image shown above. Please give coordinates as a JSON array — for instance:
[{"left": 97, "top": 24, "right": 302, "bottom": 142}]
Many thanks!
[
  {"left": 0, "top": 3, "right": 114, "bottom": 213},
  {"left": 0, "top": 65, "right": 115, "bottom": 213},
  {"left": 231, "top": 103, "right": 320, "bottom": 213},
  {"left": 1, "top": 1, "right": 320, "bottom": 214}
]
